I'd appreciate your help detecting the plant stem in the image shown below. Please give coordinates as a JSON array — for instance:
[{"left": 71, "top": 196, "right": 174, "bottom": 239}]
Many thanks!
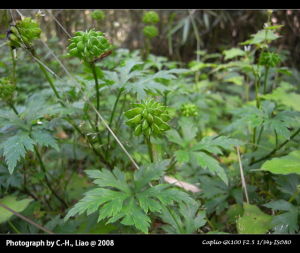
[
  {"left": 106, "top": 89, "right": 123, "bottom": 151},
  {"left": 36, "top": 58, "right": 61, "bottom": 101},
  {"left": 8, "top": 220, "right": 20, "bottom": 234},
  {"left": 33, "top": 146, "right": 68, "bottom": 208},
  {"left": 0, "top": 202, "right": 53, "bottom": 234},
  {"left": 90, "top": 62, "right": 100, "bottom": 125},
  {"left": 10, "top": 48, "right": 16, "bottom": 85},
  {"left": 250, "top": 127, "right": 300, "bottom": 166},
  {"left": 263, "top": 66, "right": 270, "bottom": 94},
  {"left": 145, "top": 135, "right": 154, "bottom": 163}
]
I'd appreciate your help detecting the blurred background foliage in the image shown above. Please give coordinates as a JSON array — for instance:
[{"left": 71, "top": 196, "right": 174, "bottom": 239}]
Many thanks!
[{"left": 1, "top": 9, "right": 300, "bottom": 67}]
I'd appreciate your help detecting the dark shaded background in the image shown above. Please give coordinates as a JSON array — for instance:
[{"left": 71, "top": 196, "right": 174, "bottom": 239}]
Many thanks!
[{"left": 1, "top": 9, "right": 300, "bottom": 67}]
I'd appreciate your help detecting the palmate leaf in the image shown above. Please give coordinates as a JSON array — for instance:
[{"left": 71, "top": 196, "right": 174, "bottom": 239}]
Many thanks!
[
  {"left": 160, "top": 200, "right": 206, "bottom": 234},
  {"left": 31, "top": 130, "right": 59, "bottom": 151},
  {"left": 262, "top": 82, "right": 300, "bottom": 111},
  {"left": 264, "top": 200, "right": 299, "bottom": 234},
  {"left": 192, "top": 136, "right": 243, "bottom": 155},
  {"left": 125, "top": 69, "right": 187, "bottom": 100},
  {"left": 0, "top": 132, "right": 35, "bottom": 174},
  {"left": 193, "top": 151, "right": 228, "bottom": 185},
  {"left": 65, "top": 162, "right": 193, "bottom": 233},
  {"left": 223, "top": 48, "right": 246, "bottom": 60},
  {"left": 168, "top": 131, "right": 242, "bottom": 184},
  {"left": 0, "top": 129, "right": 59, "bottom": 174}
]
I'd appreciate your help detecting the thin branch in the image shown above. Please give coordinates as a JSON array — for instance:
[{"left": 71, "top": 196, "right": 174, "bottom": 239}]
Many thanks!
[
  {"left": 236, "top": 146, "right": 249, "bottom": 204},
  {"left": 0, "top": 203, "right": 54, "bottom": 234}
]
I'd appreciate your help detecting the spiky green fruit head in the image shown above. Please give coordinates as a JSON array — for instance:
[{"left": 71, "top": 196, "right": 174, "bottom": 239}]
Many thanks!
[
  {"left": 258, "top": 51, "right": 281, "bottom": 68},
  {"left": 91, "top": 10, "right": 106, "bottom": 21},
  {"left": 181, "top": 103, "right": 198, "bottom": 117},
  {"left": 125, "top": 99, "right": 171, "bottom": 137},
  {"left": 143, "top": 25, "right": 159, "bottom": 39},
  {"left": 8, "top": 17, "right": 41, "bottom": 48},
  {"left": 0, "top": 78, "right": 15, "bottom": 101},
  {"left": 143, "top": 11, "right": 160, "bottom": 24},
  {"left": 67, "top": 29, "right": 112, "bottom": 63}
]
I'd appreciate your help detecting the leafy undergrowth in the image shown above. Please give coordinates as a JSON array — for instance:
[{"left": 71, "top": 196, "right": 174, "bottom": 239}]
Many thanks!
[{"left": 0, "top": 10, "right": 300, "bottom": 234}]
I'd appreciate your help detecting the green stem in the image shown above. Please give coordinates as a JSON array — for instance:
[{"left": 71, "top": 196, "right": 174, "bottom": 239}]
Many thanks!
[
  {"left": 263, "top": 66, "right": 270, "bottom": 94},
  {"left": 35, "top": 58, "right": 61, "bottom": 101},
  {"left": 106, "top": 89, "right": 123, "bottom": 151},
  {"left": 145, "top": 135, "right": 154, "bottom": 163},
  {"left": 250, "top": 127, "right": 300, "bottom": 166},
  {"left": 255, "top": 125, "right": 264, "bottom": 149},
  {"left": 8, "top": 103, "right": 19, "bottom": 115},
  {"left": 90, "top": 62, "right": 100, "bottom": 123},
  {"left": 34, "top": 146, "right": 68, "bottom": 208},
  {"left": 275, "top": 129, "right": 278, "bottom": 148},
  {"left": 10, "top": 48, "right": 16, "bottom": 85},
  {"left": 8, "top": 220, "right": 20, "bottom": 234}
]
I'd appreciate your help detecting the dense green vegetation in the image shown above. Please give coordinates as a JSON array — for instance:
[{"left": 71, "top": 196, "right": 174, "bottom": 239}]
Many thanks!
[{"left": 0, "top": 10, "right": 300, "bottom": 234}]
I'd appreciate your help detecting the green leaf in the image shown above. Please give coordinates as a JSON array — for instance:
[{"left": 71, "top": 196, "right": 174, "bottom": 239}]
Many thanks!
[
  {"left": 237, "top": 204, "right": 272, "bottom": 234},
  {"left": 31, "top": 130, "right": 59, "bottom": 151},
  {"left": 0, "top": 195, "right": 33, "bottom": 223},
  {"left": 160, "top": 200, "right": 207, "bottom": 234},
  {"left": 241, "top": 29, "right": 280, "bottom": 45},
  {"left": 175, "top": 150, "right": 190, "bottom": 163},
  {"left": 223, "top": 48, "right": 245, "bottom": 60},
  {"left": 193, "top": 151, "right": 228, "bottom": 185},
  {"left": 262, "top": 82, "right": 300, "bottom": 111},
  {"left": 193, "top": 136, "right": 243, "bottom": 155},
  {"left": 0, "top": 132, "right": 35, "bottom": 174},
  {"left": 264, "top": 200, "right": 295, "bottom": 211},
  {"left": 134, "top": 160, "right": 168, "bottom": 191},
  {"left": 261, "top": 150, "right": 300, "bottom": 175},
  {"left": 66, "top": 166, "right": 192, "bottom": 234},
  {"left": 86, "top": 168, "right": 131, "bottom": 193}
]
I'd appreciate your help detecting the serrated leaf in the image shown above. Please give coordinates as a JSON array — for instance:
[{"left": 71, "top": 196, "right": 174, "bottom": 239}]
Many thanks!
[
  {"left": 242, "top": 29, "right": 280, "bottom": 45},
  {"left": 86, "top": 168, "right": 130, "bottom": 193},
  {"left": 1, "top": 132, "right": 35, "bottom": 174},
  {"left": 193, "top": 136, "right": 243, "bottom": 155},
  {"left": 31, "top": 130, "right": 59, "bottom": 151},
  {"left": 223, "top": 48, "right": 245, "bottom": 60},
  {"left": 193, "top": 151, "right": 228, "bottom": 185},
  {"left": 261, "top": 150, "right": 300, "bottom": 175},
  {"left": 175, "top": 150, "right": 190, "bottom": 163},
  {"left": 0, "top": 195, "right": 33, "bottom": 223},
  {"left": 134, "top": 160, "right": 168, "bottom": 191},
  {"left": 237, "top": 204, "right": 272, "bottom": 234}
]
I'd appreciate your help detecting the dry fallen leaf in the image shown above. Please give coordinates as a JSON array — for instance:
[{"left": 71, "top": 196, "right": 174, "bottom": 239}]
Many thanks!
[{"left": 164, "top": 176, "right": 201, "bottom": 193}]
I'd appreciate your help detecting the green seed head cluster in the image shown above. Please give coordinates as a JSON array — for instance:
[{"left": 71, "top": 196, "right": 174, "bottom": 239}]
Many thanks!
[
  {"left": 8, "top": 17, "right": 41, "bottom": 48},
  {"left": 143, "top": 11, "right": 160, "bottom": 25},
  {"left": 181, "top": 103, "right": 198, "bottom": 117},
  {"left": 91, "top": 10, "right": 106, "bottom": 21},
  {"left": 0, "top": 78, "right": 15, "bottom": 101},
  {"left": 68, "top": 30, "right": 112, "bottom": 63},
  {"left": 259, "top": 51, "right": 281, "bottom": 68},
  {"left": 125, "top": 99, "right": 171, "bottom": 137},
  {"left": 143, "top": 26, "right": 159, "bottom": 38}
]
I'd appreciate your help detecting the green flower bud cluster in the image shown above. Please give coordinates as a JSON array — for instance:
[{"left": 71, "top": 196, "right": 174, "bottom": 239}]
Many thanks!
[
  {"left": 259, "top": 51, "right": 281, "bottom": 68},
  {"left": 8, "top": 17, "right": 41, "bottom": 48},
  {"left": 0, "top": 78, "right": 15, "bottom": 101},
  {"left": 142, "top": 11, "right": 160, "bottom": 39},
  {"left": 91, "top": 10, "right": 106, "bottom": 21},
  {"left": 125, "top": 99, "right": 171, "bottom": 137},
  {"left": 181, "top": 103, "right": 198, "bottom": 117},
  {"left": 143, "top": 26, "right": 159, "bottom": 38},
  {"left": 67, "top": 29, "right": 112, "bottom": 63},
  {"left": 143, "top": 11, "right": 160, "bottom": 25}
]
